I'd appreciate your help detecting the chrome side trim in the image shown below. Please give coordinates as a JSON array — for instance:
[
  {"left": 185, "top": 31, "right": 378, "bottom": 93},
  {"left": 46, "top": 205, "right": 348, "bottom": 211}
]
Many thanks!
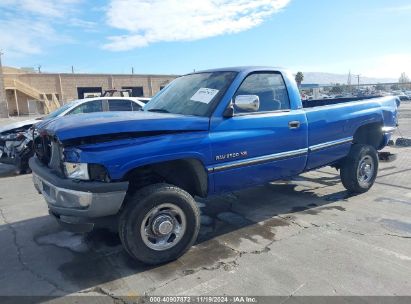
[
  {"left": 382, "top": 126, "right": 397, "bottom": 134},
  {"left": 209, "top": 148, "right": 308, "bottom": 173},
  {"left": 309, "top": 137, "right": 353, "bottom": 152},
  {"left": 207, "top": 136, "right": 354, "bottom": 173}
]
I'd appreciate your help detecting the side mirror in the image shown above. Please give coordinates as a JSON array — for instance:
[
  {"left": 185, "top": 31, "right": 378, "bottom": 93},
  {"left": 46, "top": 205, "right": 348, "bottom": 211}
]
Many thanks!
[
  {"left": 234, "top": 95, "right": 260, "bottom": 112},
  {"left": 223, "top": 103, "right": 234, "bottom": 118}
]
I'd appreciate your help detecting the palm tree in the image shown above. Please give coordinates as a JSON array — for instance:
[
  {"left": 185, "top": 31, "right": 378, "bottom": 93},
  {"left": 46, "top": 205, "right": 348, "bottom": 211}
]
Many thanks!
[{"left": 295, "top": 72, "right": 304, "bottom": 87}]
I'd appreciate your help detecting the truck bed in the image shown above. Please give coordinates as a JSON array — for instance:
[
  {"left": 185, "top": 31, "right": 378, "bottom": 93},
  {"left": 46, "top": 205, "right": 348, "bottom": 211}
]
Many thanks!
[{"left": 301, "top": 95, "right": 398, "bottom": 170}]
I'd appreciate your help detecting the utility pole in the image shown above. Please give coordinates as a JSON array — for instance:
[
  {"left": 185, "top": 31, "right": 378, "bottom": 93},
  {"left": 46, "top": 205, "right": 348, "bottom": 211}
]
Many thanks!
[
  {"left": 347, "top": 70, "right": 351, "bottom": 93},
  {"left": 37, "top": 65, "right": 42, "bottom": 73},
  {"left": 352, "top": 74, "right": 361, "bottom": 93},
  {"left": 71, "top": 65, "right": 74, "bottom": 73},
  {"left": 0, "top": 50, "right": 9, "bottom": 118},
  {"left": 132, "top": 67, "right": 134, "bottom": 75}
]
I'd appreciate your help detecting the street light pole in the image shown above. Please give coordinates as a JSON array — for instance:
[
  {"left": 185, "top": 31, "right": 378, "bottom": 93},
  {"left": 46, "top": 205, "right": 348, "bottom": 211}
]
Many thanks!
[{"left": 0, "top": 51, "right": 9, "bottom": 118}]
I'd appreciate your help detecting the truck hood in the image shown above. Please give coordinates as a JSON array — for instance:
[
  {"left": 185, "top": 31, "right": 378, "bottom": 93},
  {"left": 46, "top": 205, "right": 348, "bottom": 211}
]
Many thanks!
[{"left": 39, "top": 111, "right": 210, "bottom": 141}]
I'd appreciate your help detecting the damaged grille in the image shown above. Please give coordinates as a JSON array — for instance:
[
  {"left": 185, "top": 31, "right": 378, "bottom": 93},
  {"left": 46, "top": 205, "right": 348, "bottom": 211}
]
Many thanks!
[
  {"left": 34, "top": 134, "right": 63, "bottom": 174},
  {"left": 34, "top": 134, "right": 51, "bottom": 165}
]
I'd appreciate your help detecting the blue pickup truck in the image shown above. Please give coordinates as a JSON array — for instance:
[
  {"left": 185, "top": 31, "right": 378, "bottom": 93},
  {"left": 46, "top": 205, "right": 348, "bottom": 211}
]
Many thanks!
[{"left": 29, "top": 67, "right": 398, "bottom": 264}]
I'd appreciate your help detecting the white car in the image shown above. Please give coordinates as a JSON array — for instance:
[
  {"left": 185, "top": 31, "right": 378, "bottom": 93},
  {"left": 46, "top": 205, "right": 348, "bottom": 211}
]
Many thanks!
[
  {"left": 134, "top": 97, "right": 151, "bottom": 104},
  {"left": 42, "top": 96, "right": 146, "bottom": 119},
  {"left": 0, "top": 97, "right": 147, "bottom": 173},
  {"left": 0, "top": 97, "right": 146, "bottom": 133}
]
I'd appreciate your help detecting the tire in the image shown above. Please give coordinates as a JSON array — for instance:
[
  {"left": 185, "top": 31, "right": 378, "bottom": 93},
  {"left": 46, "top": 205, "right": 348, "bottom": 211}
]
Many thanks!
[
  {"left": 118, "top": 183, "right": 200, "bottom": 265},
  {"left": 340, "top": 144, "right": 378, "bottom": 193}
]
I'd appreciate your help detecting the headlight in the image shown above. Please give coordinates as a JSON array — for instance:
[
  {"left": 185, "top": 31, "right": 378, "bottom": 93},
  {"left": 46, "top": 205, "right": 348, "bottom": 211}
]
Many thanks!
[{"left": 63, "top": 162, "right": 89, "bottom": 180}]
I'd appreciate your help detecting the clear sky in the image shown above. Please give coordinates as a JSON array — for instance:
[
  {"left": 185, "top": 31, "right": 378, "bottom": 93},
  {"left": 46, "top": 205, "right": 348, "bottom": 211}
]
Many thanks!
[{"left": 1, "top": 0, "right": 410, "bottom": 78}]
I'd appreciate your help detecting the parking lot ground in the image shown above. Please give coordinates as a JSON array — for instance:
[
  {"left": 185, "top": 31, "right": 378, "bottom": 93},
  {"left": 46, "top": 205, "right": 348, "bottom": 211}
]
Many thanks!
[{"left": 0, "top": 106, "right": 410, "bottom": 301}]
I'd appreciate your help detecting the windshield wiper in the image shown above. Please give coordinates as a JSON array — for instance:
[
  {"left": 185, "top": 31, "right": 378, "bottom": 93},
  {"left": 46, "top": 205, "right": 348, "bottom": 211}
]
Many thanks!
[{"left": 146, "top": 108, "right": 170, "bottom": 113}]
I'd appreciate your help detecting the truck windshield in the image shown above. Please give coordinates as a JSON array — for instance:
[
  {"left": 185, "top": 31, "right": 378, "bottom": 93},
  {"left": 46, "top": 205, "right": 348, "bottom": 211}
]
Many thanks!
[{"left": 144, "top": 71, "right": 237, "bottom": 117}]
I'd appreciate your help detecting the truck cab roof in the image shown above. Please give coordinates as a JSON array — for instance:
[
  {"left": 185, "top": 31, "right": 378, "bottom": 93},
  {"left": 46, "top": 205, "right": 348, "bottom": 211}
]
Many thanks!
[{"left": 191, "top": 66, "right": 289, "bottom": 74}]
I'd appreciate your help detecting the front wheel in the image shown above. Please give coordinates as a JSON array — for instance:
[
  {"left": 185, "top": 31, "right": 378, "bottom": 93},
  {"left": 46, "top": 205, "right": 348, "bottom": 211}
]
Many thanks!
[
  {"left": 340, "top": 144, "right": 378, "bottom": 193},
  {"left": 118, "top": 183, "right": 200, "bottom": 265}
]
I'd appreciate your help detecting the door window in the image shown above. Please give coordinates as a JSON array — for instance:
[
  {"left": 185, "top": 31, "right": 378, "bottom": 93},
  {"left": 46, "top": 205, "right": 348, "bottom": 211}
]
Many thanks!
[
  {"left": 131, "top": 101, "right": 142, "bottom": 111},
  {"left": 77, "top": 87, "right": 102, "bottom": 99},
  {"left": 234, "top": 73, "right": 290, "bottom": 113},
  {"left": 68, "top": 100, "right": 103, "bottom": 114},
  {"left": 122, "top": 86, "right": 144, "bottom": 97},
  {"left": 108, "top": 99, "right": 133, "bottom": 111}
]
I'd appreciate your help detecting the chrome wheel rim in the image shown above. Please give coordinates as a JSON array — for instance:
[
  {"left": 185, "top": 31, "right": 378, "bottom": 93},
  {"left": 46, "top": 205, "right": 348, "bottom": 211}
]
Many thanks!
[
  {"left": 140, "top": 203, "right": 186, "bottom": 251},
  {"left": 357, "top": 155, "right": 374, "bottom": 187}
]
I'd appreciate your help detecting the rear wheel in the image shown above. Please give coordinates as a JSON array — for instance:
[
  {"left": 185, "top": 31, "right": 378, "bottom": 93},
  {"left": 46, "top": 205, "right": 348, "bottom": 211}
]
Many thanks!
[
  {"left": 340, "top": 144, "right": 378, "bottom": 193},
  {"left": 119, "top": 183, "right": 200, "bottom": 265}
]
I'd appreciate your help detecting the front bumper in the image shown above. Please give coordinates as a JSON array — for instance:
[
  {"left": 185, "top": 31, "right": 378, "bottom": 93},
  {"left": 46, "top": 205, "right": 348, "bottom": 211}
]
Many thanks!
[
  {"left": 29, "top": 157, "right": 128, "bottom": 232},
  {"left": 380, "top": 126, "right": 397, "bottom": 149},
  {"left": 382, "top": 126, "right": 397, "bottom": 135}
]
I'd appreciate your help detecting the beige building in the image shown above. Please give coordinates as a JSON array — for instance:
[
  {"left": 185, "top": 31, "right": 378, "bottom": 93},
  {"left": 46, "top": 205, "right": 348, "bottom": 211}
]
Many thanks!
[{"left": 1, "top": 66, "right": 177, "bottom": 116}]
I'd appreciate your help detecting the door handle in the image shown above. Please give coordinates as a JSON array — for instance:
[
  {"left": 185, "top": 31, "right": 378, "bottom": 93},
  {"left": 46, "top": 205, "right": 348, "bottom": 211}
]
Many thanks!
[{"left": 288, "top": 121, "right": 301, "bottom": 129}]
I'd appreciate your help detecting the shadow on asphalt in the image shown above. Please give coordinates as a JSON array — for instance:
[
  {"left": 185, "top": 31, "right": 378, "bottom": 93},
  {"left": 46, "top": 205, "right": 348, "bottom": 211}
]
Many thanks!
[
  {"left": 0, "top": 174, "right": 356, "bottom": 298},
  {"left": 0, "top": 163, "right": 18, "bottom": 178}
]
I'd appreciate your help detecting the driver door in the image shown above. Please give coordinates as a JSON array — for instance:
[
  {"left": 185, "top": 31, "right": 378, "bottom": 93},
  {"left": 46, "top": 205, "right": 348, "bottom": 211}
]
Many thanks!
[{"left": 209, "top": 72, "right": 308, "bottom": 193}]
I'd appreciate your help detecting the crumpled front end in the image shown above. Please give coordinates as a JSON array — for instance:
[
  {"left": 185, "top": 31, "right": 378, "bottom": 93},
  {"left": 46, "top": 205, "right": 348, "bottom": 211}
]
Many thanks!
[{"left": 29, "top": 132, "right": 128, "bottom": 232}]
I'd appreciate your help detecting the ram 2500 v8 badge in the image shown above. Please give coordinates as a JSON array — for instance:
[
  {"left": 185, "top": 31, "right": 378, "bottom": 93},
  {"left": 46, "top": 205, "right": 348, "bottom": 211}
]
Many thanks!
[{"left": 29, "top": 67, "right": 398, "bottom": 265}]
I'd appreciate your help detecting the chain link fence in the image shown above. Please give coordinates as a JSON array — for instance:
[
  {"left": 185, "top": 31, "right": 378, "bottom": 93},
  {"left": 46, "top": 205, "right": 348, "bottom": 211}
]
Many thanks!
[{"left": 299, "top": 82, "right": 411, "bottom": 102}]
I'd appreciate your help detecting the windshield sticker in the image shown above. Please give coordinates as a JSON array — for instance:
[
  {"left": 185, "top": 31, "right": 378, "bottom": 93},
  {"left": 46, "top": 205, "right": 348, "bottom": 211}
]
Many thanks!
[{"left": 190, "top": 88, "right": 219, "bottom": 104}]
